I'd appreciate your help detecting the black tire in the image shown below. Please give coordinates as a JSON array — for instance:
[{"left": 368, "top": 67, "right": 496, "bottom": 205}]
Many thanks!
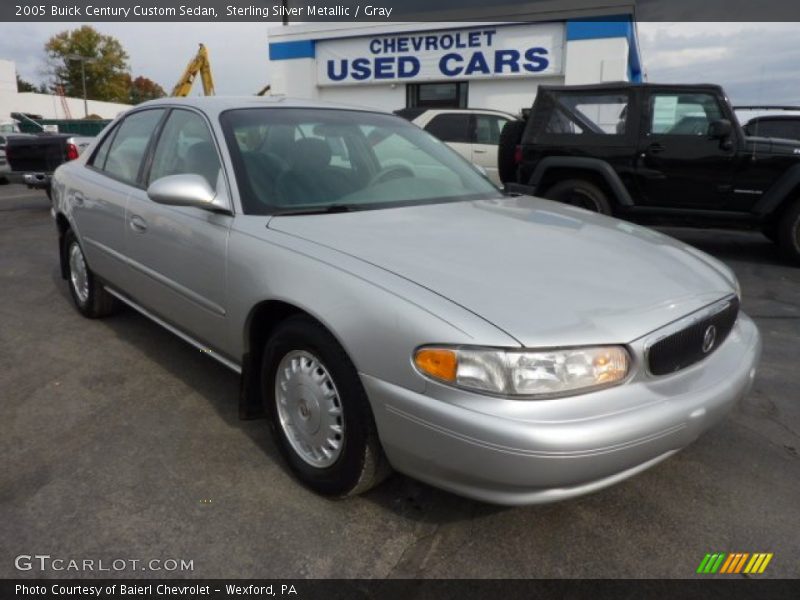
[
  {"left": 543, "top": 178, "right": 612, "bottom": 215},
  {"left": 261, "top": 316, "right": 391, "bottom": 497},
  {"left": 497, "top": 119, "right": 527, "bottom": 184},
  {"left": 63, "top": 229, "right": 119, "bottom": 318},
  {"left": 777, "top": 199, "right": 800, "bottom": 264}
]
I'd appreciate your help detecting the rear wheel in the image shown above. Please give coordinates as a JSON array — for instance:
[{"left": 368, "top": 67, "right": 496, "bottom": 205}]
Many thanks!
[
  {"left": 262, "top": 316, "right": 391, "bottom": 496},
  {"left": 64, "top": 229, "right": 119, "bottom": 318},
  {"left": 777, "top": 199, "right": 800, "bottom": 264},
  {"left": 543, "top": 178, "right": 612, "bottom": 215}
]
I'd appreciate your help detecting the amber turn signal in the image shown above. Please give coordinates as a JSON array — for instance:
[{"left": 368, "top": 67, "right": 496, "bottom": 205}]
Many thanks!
[{"left": 414, "top": 348, "right": 458, "bottom": 382}]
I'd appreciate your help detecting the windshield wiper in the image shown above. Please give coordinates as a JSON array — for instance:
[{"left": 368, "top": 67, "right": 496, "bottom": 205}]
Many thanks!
[{"left": 271, "top": 204, "right": 359, "bottom": 216}]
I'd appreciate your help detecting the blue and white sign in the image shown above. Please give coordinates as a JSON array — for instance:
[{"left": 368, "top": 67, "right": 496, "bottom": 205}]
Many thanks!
[{"left": 316, "top": 23, "right": 564, "bottom": 86}]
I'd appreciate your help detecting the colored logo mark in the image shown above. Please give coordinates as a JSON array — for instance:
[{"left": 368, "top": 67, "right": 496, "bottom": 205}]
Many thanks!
[{"left": 696, "top": 552, "right": 773, "bottom": 575}]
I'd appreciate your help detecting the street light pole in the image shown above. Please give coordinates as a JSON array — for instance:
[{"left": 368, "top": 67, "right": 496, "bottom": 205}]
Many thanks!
[{"left": 66, "top": 54, "right": 93, "bottom": 118}]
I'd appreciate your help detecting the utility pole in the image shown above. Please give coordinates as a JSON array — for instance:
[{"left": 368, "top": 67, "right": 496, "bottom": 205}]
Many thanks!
[{"left": 65, "top": 54, "right": 94, "bottom": 118}]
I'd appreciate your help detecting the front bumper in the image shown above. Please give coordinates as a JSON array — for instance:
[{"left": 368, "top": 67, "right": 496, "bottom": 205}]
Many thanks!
[{"left": 363, "top": 313, "right": 761, "bottom": 505}]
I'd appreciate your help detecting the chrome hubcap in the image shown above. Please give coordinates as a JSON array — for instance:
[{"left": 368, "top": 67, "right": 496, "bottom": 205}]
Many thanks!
[
  {"left": 69, "top": 243, "right": 89, "bottom": 304},
  {"left": 275, "top": 350, "right": 344, "bottom": 468}
]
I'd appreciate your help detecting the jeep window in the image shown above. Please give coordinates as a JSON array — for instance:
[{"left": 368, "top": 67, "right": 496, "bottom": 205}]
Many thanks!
[
  {"left": 545, "top": 93, "right": 629, "bottom": 135},
  {"left": 220, "top": 108, "right": 499, "bottom": 215},
  {"left": 424, "top": 114, "right": 472, "bottom": 143},
  {"left": 650, "top": 93, "right": 723, "bottom": 136}
]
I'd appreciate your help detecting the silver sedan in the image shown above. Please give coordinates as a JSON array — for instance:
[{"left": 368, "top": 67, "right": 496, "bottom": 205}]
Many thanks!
[{"left": 50, "top": 97, "right": 761, "bottom": 505}]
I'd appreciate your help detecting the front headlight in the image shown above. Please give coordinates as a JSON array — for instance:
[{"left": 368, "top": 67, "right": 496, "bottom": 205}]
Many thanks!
[{"left": 414, "top": 345, "right": 631, "bottom": 398}]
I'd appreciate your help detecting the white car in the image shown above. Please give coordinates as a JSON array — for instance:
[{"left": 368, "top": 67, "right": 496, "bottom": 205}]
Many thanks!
[{"left": 397, "top": 108, "right": 516, "bottom": 186}]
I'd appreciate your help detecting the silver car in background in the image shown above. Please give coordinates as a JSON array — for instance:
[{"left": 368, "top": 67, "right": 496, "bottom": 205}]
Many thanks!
[{"left": 50, "top": 97, "right": 761, "bottom": 505}]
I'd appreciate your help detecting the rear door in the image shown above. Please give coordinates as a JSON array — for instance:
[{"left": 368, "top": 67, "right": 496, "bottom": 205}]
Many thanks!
[
  {"left": 637, "top": 90, "right": 737, "bottom": 208},
  {"left": 124, "top": 108, "right": 233, "bottom": 353},
  {"left": 472, "top": 113, "right": 511, "bottom": 185},
  {"left": 70, "top": 109, "right": 165, "bottom": 290}
]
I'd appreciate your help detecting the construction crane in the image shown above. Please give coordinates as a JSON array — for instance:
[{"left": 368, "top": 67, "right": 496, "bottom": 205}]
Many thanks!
[{"left": 171, "top": 44, "right": 215, "bottom": 97}]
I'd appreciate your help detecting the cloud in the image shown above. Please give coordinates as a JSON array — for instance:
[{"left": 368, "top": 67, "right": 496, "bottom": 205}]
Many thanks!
[{"left": 638, "top": 23, "right": 800, "bottom": 105}]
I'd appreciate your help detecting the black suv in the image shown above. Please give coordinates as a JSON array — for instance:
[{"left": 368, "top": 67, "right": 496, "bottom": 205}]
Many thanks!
[{"left": 500, "top": 83, "right": 800, "bottom": 263}]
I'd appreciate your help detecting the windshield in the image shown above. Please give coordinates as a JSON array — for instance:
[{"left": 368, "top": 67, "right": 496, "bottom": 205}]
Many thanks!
[{"left": 219, "top": 108, "right": 500, "bottom": 215}]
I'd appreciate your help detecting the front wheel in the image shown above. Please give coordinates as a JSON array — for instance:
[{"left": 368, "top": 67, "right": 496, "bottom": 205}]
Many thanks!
[
  {"left": 64, "top": 229, "right": 119, "bottom": 318},
  {"left": 543, "top": 179, "right": 612, "bottom": 215},
  {"left": 261, "top": 316, "right": 391, "bottom": 496},
  {"left": 777, "top": 199, "right": 800, "bottom": 264}
]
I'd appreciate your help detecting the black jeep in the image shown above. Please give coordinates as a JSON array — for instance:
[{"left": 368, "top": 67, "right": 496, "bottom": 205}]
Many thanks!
[{"left": 499, "top": 83, "right": 800, "bottom": 263}]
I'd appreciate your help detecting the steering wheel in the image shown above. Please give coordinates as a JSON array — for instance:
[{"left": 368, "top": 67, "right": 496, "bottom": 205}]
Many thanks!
[{"left": 368, "top": 165, "right": 414, "bottom": 187}]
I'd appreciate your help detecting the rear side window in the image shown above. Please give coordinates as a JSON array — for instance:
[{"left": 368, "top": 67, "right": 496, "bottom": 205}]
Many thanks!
[
  {"left": 545, "top": 93, "right": 629, "bottom": 136},
  {"left": 100, "top": 109, "right": 164, "bottom": 185},
  {"left": 475, "top": 115, "right": 509, "bottom": 145},
  {"left": 90, "top": 125, "right": 117, "bottom": 170},
  {"left": 424, "top": 114, "right": 472, "bottom": 143},
  {"left": 148, "top": 109, "right": 221, "bottom": 188}
]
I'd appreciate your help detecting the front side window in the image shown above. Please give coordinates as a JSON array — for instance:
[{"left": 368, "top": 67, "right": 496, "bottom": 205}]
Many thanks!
[
  {"left": 100, "top": 110, "right": 164, "bottom": 185},
  {"left": 148, "top": 109, "right": 221, "bottom": 188},
  {"left": 649, "top": 93, "right": 723, "bottom": 136},
  {"left": 220, "top": 108, "right": 499, "bottom": 215}
]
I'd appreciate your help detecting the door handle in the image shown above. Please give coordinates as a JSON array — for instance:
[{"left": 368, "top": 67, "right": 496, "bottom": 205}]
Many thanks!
[
  {"left": 473, "top": 149, "right": 488, "bottom": 154},
  {"left": 647, "top": 143, "right": 665, "bottom": 154},
  {"left": 129, "top": 215, "right": 148, "bottom": 233},
  {"left": 73, "top": 192, "right": 85, "bottom": 205}
]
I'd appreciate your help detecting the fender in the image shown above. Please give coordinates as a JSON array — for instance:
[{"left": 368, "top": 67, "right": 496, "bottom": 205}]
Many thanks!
[
  {"left": 752, "top": 163, "right": 800, "bottom": 216},
  {"left": 528, "top": 157, "right": 634, "bottom": 207}
]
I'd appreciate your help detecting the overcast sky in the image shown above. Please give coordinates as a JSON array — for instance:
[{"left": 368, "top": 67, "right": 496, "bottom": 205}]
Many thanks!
[{"left": 2, "top": 22, "right": 800, "bottom": 104}]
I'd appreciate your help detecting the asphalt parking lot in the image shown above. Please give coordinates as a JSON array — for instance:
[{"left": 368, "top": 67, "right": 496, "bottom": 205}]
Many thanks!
[{"left": 1, "top": 183, "right": 798, "bottom": 579}]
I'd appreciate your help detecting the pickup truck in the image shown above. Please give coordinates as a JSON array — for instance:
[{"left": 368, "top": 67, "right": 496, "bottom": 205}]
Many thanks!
[
  {"left": 499, "top": 82, "right": 800, "bottom": 263},
  {"left": 5, "top": 133, "right": 93, "bottom": 196}
]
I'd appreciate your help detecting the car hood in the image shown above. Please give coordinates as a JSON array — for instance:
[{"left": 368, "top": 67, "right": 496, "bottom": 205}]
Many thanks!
[{"left": 268, "top": 196, "right": 737, "bottom": 347}]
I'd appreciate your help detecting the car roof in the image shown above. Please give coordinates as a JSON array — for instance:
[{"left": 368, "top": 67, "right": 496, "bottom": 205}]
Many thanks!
[{"left": 131, "top": 95, "right": 392, "bottom": 118}]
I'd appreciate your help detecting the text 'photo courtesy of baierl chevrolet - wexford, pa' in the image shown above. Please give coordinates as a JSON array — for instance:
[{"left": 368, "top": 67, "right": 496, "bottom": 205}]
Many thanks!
[{"left": 0, "top": 0, "right": 798, "bottom": 598}]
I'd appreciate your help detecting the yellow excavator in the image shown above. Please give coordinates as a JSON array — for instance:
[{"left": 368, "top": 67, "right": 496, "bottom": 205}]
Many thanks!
[{"left": 171, "top": 44, "right": 215, "bottom": 97}]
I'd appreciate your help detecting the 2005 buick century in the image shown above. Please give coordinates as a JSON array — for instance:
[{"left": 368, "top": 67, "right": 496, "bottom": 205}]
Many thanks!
[{"left": 50, "top": 97, "right": 761, "bottom": 505}]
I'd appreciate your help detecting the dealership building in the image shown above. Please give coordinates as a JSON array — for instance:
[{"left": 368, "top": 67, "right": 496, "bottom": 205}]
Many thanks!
[{"left": 267, "top": 6, "right": 643, "bottom": 115}]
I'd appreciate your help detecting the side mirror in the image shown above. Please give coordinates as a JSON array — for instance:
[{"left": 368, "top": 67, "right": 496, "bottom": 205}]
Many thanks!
[
  {"left": 147, "top": 174, "right": 223, "bottom": 211},
  {"left": 708, "top": 119, "right": 733, "bottom": 140}
]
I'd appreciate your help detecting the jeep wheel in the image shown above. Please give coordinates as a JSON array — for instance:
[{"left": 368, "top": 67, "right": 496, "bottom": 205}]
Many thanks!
[
  {"left": 497, "top": 120, "right": 526, "bottom": 185},
  {"left": 543, "top": 179, "right": 612, "bottom": 215},
  {"left": 262, "top": 316, "right": 391, "bottom": 497},
  {"left": 64, "top": 230, "right": 120, "bottom": 318},
  {"left": 777, "top": 199, "right": 800, "bottom": 264}
]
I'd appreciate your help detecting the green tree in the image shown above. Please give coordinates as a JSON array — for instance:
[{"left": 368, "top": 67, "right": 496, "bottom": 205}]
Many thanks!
[
  {"left": 127, "top": 75, "right": 167, "bottom": 104},
  {"left": 16, "top": 74, "right": 38, "bottom": 93},
  {"left": 45, "top": 26, "right": 130, "bottom": 103}
]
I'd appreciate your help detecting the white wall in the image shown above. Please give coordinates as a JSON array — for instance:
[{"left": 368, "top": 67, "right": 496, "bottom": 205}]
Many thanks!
[
  {"left": 469, "top": 76, "right": 564, "bottom": 115},
  {"left": 564, "top": 37, "right": 630, "bottom": 85},
  {"left": 0, "top": 58, "right": 131, "bottom": 121},
  {"left": 317, "top": 83, "right": 405, "bottom": 112}
]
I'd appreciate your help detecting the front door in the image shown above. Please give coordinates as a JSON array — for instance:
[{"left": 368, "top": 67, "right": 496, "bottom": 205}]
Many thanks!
[
  {"left": 124, "top": 108, "right": 233, "bottom": 354},
  {"left": 637, "top": 91, "right": 736, "bottom": 209}
]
